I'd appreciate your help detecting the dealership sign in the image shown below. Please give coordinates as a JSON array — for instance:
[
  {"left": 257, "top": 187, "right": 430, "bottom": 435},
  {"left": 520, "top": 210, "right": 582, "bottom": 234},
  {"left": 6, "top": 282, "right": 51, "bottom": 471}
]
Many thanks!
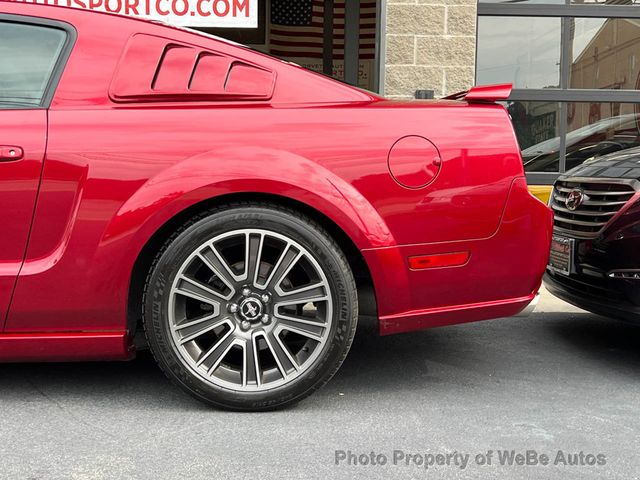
[{"left": 14, "top": 0, "right": 257, "bottom": 27}]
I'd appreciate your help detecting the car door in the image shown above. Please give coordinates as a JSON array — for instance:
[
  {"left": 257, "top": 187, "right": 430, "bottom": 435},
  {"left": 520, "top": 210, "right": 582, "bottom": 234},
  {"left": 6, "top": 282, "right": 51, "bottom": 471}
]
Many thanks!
[{"left": 0, "top": 18, "right": 72, "bottom": 327}]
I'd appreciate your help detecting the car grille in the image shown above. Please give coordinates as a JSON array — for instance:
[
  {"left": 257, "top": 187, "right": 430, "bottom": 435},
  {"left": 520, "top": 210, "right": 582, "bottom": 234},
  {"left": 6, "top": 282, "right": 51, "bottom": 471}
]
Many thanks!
[{"left": 550, "top": 178, "right": 637, "bottom": 238}]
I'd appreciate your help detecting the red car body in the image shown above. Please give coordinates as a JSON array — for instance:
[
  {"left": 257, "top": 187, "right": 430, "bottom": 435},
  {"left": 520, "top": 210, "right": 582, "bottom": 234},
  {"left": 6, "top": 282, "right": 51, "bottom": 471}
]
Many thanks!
[{"left": 0, "top": 3, "right": 552, "bottom": 363}]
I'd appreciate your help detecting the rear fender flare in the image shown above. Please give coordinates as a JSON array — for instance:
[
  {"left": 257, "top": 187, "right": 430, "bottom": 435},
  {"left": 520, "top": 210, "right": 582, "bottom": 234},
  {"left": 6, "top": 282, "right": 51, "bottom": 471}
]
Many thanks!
[{"left": 101, "top": 147, "right": 395, "bottom": 285}]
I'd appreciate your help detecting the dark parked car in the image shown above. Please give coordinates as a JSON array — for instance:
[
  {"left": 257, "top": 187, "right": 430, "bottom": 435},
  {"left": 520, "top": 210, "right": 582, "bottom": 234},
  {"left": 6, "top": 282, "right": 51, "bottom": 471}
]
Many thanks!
[
  {"left": 544, "top": 147, "right": 640, "bottom": 322},
  {"left": 521, "top": 113, "right": 640, "bottom": 173}
]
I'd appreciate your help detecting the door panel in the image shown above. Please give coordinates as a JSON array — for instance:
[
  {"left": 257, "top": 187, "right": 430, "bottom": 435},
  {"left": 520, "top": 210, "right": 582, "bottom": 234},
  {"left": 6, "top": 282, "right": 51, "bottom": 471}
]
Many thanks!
[{"left": 0, "top": 110, "right": 47, "bottom": 326}]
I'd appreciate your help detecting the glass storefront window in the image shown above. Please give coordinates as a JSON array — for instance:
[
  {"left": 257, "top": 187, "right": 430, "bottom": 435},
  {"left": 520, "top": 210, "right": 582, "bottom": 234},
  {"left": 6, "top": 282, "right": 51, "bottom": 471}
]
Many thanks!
[
  {"left": 511, "top": 102, "right": 640, "bottom": 173},
  {"left": 476, "top": 17, "right": 561, "bottom": 89},
  {"left": 564, "top": 102, "right": 640, "bottom": 171},
  {"left": 477, "top": 4, "right": 640, "bottom": 177},
  {"left": 570, "top": 18, "right": 640, "bottom": 90},
  {"left": 507, "top": 102, "right": 562, "bottom": 172}
]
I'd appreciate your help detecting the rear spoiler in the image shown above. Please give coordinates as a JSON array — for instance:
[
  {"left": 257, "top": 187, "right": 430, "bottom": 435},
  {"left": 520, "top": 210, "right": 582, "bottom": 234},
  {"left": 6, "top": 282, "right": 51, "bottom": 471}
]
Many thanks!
[{"left": 443, "top": 83, "right": 512, "bottom": 103}]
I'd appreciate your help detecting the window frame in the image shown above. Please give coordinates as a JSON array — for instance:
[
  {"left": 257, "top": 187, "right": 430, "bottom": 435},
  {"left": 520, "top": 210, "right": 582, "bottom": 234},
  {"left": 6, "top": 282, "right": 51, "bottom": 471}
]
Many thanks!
[
  {"left": 0, "top": 14, "right": 77, "bottom": 111},
  {"left": 477, "top": 2, "right": 640, "bottom": 184}
]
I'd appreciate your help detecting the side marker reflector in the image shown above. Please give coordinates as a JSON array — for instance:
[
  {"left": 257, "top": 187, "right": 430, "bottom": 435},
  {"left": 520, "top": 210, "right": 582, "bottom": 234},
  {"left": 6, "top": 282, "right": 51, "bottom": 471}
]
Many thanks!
[{"left": 408, "top": 251, "right": 470, "bottom": 270}]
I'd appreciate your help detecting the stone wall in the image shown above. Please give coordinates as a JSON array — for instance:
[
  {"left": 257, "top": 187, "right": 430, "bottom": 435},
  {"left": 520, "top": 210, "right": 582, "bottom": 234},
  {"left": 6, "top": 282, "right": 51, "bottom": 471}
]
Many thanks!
[{"left": 384, "top": 0, "right": 477, "bottom": 99}]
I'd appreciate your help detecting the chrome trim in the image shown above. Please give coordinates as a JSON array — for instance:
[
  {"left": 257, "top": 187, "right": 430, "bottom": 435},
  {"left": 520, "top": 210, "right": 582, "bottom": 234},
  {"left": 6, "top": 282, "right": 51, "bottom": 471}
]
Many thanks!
[
  {"left": 608, "top": 270, "right": 640, "bottom": 280},
  {"left": 551, "top": 204, "right": 617, "bottom": 216},
  {"left": 554, "top": 176, "right": 640, "bottom": 190},
  {"left": 555, "top": 185, "right": 637, "bottom": 196},
  {"left": 553, "top": 195, "right": 628, "bottom": 207},
  {"left": 553, "top": 216, "right": 607, "bottom": 227},
  {"left": 551, "top": 225, "right": 602, "bottom": 240}
]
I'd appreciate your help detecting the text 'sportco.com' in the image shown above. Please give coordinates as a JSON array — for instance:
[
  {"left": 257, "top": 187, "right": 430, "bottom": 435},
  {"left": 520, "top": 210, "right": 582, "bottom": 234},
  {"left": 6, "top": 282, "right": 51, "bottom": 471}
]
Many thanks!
[{"left": 11, "top": 0, "right": 258, "bottom": 27}]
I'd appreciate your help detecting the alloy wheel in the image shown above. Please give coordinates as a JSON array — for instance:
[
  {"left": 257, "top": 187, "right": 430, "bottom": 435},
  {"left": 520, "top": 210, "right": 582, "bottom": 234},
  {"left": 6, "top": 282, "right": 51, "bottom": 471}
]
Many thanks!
[{"left": 167, "top": 228, "right": 334, "bottom": 392}]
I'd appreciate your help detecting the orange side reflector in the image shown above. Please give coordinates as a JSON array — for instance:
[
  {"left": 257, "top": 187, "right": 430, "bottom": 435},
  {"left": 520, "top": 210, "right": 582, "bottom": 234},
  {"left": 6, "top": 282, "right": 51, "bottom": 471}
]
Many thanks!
[{"left": 408, "top": 251, "right": 470, "bottom": 270}]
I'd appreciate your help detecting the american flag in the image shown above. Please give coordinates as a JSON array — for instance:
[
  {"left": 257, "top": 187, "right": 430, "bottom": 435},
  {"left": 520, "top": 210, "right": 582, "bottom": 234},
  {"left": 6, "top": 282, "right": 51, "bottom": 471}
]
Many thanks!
[{"left": 269, "top": 0, "right": 377, "bottom": 60}]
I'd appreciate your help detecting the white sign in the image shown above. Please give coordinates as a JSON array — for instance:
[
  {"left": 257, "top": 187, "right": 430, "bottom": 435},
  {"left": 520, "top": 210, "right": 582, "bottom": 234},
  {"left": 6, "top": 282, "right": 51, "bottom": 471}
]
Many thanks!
[{"left": 16, "top": 0, "right": 258, "bottom": 28}]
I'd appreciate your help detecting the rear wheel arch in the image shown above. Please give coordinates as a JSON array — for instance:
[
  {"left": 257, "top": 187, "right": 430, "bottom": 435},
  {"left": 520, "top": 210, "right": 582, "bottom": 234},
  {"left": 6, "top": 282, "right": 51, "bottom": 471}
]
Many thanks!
[{"left": 127, "top": 193, "right": 377, "bottom": 341}]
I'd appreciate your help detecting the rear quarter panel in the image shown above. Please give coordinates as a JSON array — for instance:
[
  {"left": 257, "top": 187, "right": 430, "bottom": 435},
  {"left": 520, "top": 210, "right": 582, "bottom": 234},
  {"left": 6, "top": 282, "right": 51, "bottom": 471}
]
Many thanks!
[{"left": 5, "top": 102, "right": 524, "bottom": 332}]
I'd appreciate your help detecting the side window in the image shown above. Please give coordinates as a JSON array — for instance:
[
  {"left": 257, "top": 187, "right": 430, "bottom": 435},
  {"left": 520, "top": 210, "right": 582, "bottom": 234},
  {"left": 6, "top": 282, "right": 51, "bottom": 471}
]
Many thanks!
[{"left": 0, "top": 21, "right": 67, "bottom": 108}]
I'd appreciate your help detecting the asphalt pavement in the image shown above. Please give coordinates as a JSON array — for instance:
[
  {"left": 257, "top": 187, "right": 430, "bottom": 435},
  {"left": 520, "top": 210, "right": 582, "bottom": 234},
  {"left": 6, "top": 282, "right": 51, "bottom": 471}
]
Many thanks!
[{"left": 1, "top": 287, "right": 639, "bottom": 480}]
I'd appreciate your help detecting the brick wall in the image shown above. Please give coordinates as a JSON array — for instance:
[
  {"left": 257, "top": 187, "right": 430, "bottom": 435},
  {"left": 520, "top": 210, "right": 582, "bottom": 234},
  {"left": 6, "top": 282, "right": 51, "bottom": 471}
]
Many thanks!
[{"left": 384, "top": 0, "right": 477, "bottom": 99}]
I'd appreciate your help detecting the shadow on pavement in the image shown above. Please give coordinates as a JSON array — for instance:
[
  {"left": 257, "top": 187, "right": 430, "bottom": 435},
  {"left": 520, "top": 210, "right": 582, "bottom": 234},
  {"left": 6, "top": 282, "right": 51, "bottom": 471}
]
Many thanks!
[
  {"left": 0, "top": 312, "right": 638, "bottom": 409},
  {"left": 545, "top": 313, "right": 640, "bottom": 368}
]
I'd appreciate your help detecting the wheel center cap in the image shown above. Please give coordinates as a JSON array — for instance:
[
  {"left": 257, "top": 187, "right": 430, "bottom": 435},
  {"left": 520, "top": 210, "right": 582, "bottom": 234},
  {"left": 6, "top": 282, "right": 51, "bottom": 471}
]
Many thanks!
[{"left": 239, "top": 297, "right": 263, "bottom": 322}]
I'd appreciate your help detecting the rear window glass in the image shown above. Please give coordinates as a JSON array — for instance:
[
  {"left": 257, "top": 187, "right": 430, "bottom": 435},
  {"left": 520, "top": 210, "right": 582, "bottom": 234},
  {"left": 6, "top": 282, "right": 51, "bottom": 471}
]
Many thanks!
[{"left": 0, "top": 22, "right": 66, "bottom": 107}]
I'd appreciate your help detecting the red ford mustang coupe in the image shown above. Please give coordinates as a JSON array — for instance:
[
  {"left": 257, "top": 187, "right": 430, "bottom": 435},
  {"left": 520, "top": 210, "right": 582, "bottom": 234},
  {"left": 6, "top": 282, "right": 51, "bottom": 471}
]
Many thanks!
[{"left": 0, "top": 3, "right": 552, "bottom": 410}]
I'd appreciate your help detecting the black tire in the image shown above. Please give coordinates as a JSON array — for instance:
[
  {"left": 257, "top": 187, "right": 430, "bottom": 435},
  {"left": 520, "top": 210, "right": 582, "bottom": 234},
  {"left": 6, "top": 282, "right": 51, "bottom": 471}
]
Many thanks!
[{"left": 143, "top": 203, "right": 358, "bottom": 411}]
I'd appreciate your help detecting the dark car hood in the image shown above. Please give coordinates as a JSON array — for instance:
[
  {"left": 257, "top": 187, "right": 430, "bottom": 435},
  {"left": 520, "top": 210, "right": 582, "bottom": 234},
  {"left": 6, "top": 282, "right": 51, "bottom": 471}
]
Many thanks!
[{"left": 563, "top": 146, "right": 640, "bottom": 180}]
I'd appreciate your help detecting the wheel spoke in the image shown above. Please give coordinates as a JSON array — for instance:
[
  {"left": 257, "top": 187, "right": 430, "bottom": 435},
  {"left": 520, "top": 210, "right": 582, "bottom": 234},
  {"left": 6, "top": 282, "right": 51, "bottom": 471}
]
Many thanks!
[
  {"left": 196, "top": 329, "right": 237, "bottom": 371},
  {"left": 275, "top": 319, "right": 324, "bottom": 341},
  {"left": 242, "top": 334, "right": 261, "bottom": 387},
  {"left": 265, "top": 247, "right": 302, "bottom": 291},
  {"left": 258, "top": 243, "right": 290, "bottom": 289},
  {"left": 275, "top": 283, "right": 327, "bottom": 304},
  {"left": 264, "top": 331, "right": 299, "bottom": 376},
  {"left": 198, "top": 246, "right": 238, "bottom": 292},
  {"left": 179, "top": 317, "right": 233, "bottom": 345},
  {"left": 245, "top": 232, "right": 264, "bottom": 287},
  {"left": 173, "top": 275, "right": 230, "bottom": 305},
  {"left": 174, "top": 312, "right": 218, "bottom": 332}
]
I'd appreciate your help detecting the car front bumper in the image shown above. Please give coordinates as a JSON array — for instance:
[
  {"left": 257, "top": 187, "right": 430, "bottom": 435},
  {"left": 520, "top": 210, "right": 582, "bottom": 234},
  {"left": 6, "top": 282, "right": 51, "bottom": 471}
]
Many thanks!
[{"left": 543, "top": 271, "right": 640, "bottom": 324}]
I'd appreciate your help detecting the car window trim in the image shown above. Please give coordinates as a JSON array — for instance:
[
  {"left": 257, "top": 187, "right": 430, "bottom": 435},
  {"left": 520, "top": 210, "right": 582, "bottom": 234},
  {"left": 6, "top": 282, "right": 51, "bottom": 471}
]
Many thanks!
[{"left": 0, "top": 13, "right": 77, "bottom": 110}]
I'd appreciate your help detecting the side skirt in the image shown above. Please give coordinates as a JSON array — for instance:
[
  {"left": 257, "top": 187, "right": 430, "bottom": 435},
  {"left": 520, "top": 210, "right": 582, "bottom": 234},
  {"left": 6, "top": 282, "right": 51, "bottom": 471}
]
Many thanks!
[{"left": 0, "top": 332, "right": 134, "bottom": 362}]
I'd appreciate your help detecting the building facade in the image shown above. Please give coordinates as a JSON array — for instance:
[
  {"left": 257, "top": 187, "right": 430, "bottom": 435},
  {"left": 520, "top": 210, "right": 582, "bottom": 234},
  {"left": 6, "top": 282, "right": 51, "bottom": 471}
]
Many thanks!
[{"left": 383, "top": 0, "right": 476, "bottom": 99}]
